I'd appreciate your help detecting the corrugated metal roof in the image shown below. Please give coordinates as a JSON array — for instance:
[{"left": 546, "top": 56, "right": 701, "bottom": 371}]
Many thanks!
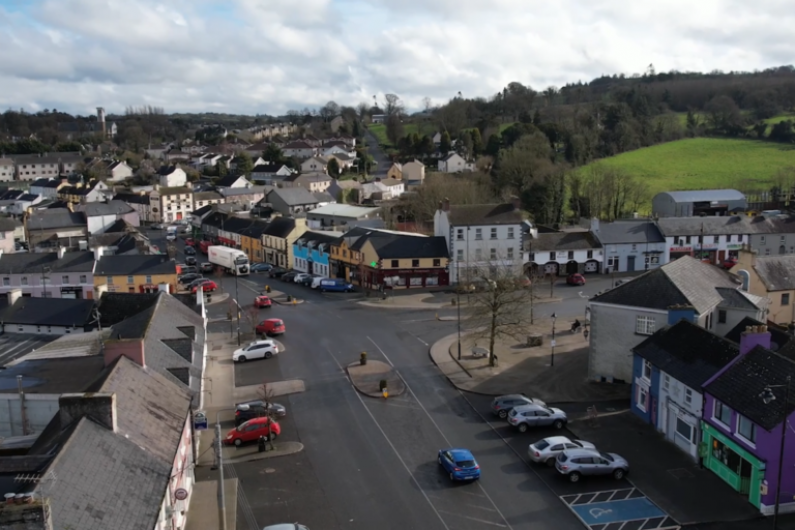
[{"left": 657, "top": 189, "right": 746, "bottom": 203}]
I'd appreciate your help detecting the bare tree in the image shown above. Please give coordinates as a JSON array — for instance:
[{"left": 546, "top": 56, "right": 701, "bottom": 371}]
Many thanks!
[
  {"left": 423, "top": 97, "right": 432, "bottom": 112},
  {"left": 356, "top": 102, "right": 370, "bottom": 120},
  {"left": 257, "top": 381, "right": 276, "bottom": 419},
  {"left": 464, "top": 258, "right": 534, "bottom": 367},
  {"left": 383, "top": 94, "right": 403, "bottom": 117}
]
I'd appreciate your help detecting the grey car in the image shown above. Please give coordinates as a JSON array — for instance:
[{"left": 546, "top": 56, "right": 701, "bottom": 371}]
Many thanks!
[
  {"left": 491, "top": 394, "right": 545, "bottom": 419},
  {"left": 507, "top": 404, "right": 567, "bottom": 432},
  {"left": 528, "top": 436, "right": 597, "bottom": 466},
  {"left": 555, "top": 448, "right": 629, "bottom": 483}
]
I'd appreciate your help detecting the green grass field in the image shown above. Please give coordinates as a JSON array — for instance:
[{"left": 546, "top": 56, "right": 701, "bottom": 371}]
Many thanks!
[{"left": 583, "top": 137, "right": 795, "bottom": 199}]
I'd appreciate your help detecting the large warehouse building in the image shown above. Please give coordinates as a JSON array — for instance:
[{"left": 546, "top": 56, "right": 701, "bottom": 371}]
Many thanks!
[{"left": 652, "top": 189, "right": 747, "bottom": 218}]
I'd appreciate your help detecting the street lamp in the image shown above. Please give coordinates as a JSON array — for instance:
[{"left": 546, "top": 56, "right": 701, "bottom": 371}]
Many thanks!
[
  {"left": 760, "top": 375, "right": 792, "bottom": 530},
  {"left": 550, "top": 313, "right": 557, "bottom": 366},
  {"left": 457, "top": 285, "right": 462, "bottom": 360},
  {"left": 233, "top": 256, "right": 247, "bottom": 346}
]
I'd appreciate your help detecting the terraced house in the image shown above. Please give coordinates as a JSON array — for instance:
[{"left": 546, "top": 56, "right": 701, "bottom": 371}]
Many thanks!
[
  {"left": 262, "top": 217, "right": 307, "bottom": 268},
  {"left": 293, "top": 230, "right": 343, "bottom": 278},
  {"left": 0, "top": 248, "right": 96, "bottom": 299},
  {"left": 94, "top": 255, "right": 177, "bottom": 294}
]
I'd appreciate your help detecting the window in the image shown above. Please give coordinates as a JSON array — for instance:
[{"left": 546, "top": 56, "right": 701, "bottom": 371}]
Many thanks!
[
  {"left": 490, "top": 248, "right": 497, "bottom": 259},
  {"left": 686, "top": 236, "right": 691, "bottom": 244},
  {"left": 61, "top": 275, "right": 69, "bottom": 284},
  {"left": 146, "top": 275, "right": 152, "bottom": 284},
  {"left": 456, "top": 249, "right": 463, "bottom": 261},
  {"left": 587, "top": 250, "right": 593, "bottom": 259},
  {"left": 713, "top": 400, "right": 732, "bottom": 427},
  {"left": 433, "top": 259, "right": 441, "bottom": 267},
  {"left": 631, "top": 244, "right": 637, "bottom": 251},
  {"left": 642, "top": 360, "right": 652, "bottom": 381},
  {"left": 765, "top": 249, "right": 771, "bottom": 256},
  {"left": 684, "top": 388, "right": 693, "bottom": 405},
  {"left": 490, "top": 227, "right": 497, "bottom": 239},
  {"left": 635, "top": 316, "right": 655, "bottom": 335},
  {"left": 644, "top": 256, "right": 660, "bottom": 265},
  {"left": 782, "top": 236, "right": 786, "bottom": 243},
  {"left": 391, "top": 260, "right": 399, "bottom": 268},
  {"left": 475, "top": 228, "right": 482, "bottom": 240},
  {"left": 127, "top": 276, "right": 134, "bottom": 284},
  {"left": 738, "top": 235, "right": 743, "bottom": 242},
  {"left": 718, "top": 309, "right": 727, "bottom": 323},
  {"left": 783, "top": 293, "right": 790, "bottom": 306},
  {"left": 507, "top": 227, "right": 515, "bottom": 239},
  {"left": 507, "top": 248, "right": 514, "bottom": 259},
  {"left": 20, "top": 277, "right": 27, "bottom": 286},
  {"left": 728, "top": 235, "right": 733, "bottom": 242},
  {"left": 663, "top": 374, "right": 670, "bottom": 390},
  {"left": 713, "top": 236, "right": 719, "bottom": 244},
  {"left": 475, "top": 248, "right": 482, "bottom": 260},
  {"left": 79, "top": 275, "right": 87, "bottom": 283},
  {"left": 737, "top": 415, "right": 756, "bottom": 444},
  {"left": 107, "top": 276, "right": 114, "bottom": 285},
  {"left": 607, "top": 256, "right": 619, "bottom": 271},
  {"left": 675, "top": 418, "right": 695, "bottom": 443},
  {"left": 456, "top": 229, "right": 464, "bottom": 240},
  {"left": 411, "top": 259, "right": 419, "bottom": 267},
  {"left": 1, "top": 277, "right": 8, "bottom": 286},
  {"left": 549, "top": 252, "right": 555, "bottom": 261},
  {"left": 567, "top": 251, "right": 574, "bottom": 259},
  {"left": 761, "top": 236, "right": 766, "bottom": 244},
  {"left": 636, "top": 385, "right": 648, "bottom": 412}
]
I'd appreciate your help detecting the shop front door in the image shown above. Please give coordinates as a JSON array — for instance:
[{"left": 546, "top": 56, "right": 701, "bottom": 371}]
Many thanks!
[{"left": 627, "top": 255, "right": 636, "bottom": 272}]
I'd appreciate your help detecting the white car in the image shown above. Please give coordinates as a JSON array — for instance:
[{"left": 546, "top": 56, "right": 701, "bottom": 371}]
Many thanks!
[
  {"left": 262, "top": 525, "right": 309, "bottom": 530},
  {"left": 233, "top": 340, "right": 279, "bottom": 362},
  {"left": 529, "top": 436, "right": 596, "bottom": 466},
  {"left": 294, "top": 273, "right": 312, "bottom": 284}
]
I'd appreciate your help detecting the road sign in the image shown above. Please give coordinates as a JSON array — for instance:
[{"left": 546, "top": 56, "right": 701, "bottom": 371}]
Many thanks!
[
  {"left": 174, "top": 488, "right": 188, "bottom": 501},
  {"left": 193, "top": 411, "right": 208, "bottom": 431}
]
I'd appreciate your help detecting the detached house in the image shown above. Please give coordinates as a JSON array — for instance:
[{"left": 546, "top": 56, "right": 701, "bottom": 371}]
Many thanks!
[
  {"left": 402, "top": 160, "right": 425, "bottom": 184},
  {"left": 437, "top": 153, "right": 473, "bottom": 173},
  {"left": 0, "top": 158, "right": 15, "bottom": 181},
  {"left": 105, "top": 160, "right": 134, "bottom": 182},
  {"left": 150, "top": 187, "right": 194, "bottom": 223},
  {"left": 301, "top": 157, "right": 328, "bottom": 174},
  {"left": 157, "top": 166, "right": 188, "bottom": 187},
  {"left": 282, "top": 141, "right": 316, "bottom": 159}
]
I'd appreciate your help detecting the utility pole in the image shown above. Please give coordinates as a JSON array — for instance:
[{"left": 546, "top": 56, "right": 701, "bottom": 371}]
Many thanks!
[{"left": 214, "top": 422, "right": 228, "bottom": 530}]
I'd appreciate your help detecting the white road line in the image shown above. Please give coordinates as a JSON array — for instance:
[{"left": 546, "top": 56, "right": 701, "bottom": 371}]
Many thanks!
[
  {"left": 436, "top": 510, "right": 507, "bottom": 528},
  {"left": 570, "top": 494, "right": 582, "bottom": 505},
  {"left": 324, "top": 346, "right": 451, "bottom": 530},
  {"left": 367, "top": 336, "right": 514, "bottom": 530}
]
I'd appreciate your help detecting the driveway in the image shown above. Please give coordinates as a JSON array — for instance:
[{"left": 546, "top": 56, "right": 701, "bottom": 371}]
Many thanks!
[{"left": 364, "top": 129, "right": 389, "bottom": 176}]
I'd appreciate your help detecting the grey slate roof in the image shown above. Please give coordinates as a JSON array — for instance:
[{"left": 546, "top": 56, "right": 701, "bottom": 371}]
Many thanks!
[
  {"left": 27, "top": 208, "right": 86, "bottom": 230},
  {"left": 715, "top": 287, "right": 763, "bottom": 310},
  {"left": 752, "top": 256, "right": 795, "bottom": 291},
  {"left": 591, "top": 255, "right": 741, "bottom": 314},
  {"left": 194, "top": 190, "right": 223, "bottom": 201},
  {"left": 368, "top": 233, "right": 449, "bottom": 260},
  {"left": 634, "top": 320, "right": 740, "bottom": 390},
  {"left": 654, "top": 215, "right": 792, "bottom": 237},
  {"left": 0, "top": 297, "right": 96, "bottom": 327},
  {"left": 78, "top": 200, "right": 135, "bottom": 217},
  {"left": 263, "top": 217, "right": 297, "bottom": 239},
  {"left": 724, "top": 317, "right": 792, "bottom": 353},
  {"left": 531, "top": 231, "right": 601, "bottom": 251},
  {"left": 658, "top": 189, "right": 746, "bottom": 202},
  {"left": 113, "top": 192, "right": 150, "bottom": 205},
  {"left": 95, "top": 255, "right": 176, "bottom": 276},
  {"left": 0, "top": 250, "right": 95, "bottom": 274},
  {"left": 447, "top": 203, "right": 523, "bottom": 227},
  {"left": 0, "top": 356, "right": 106, "bottom": 394},
  {"left": 0, "top": 216, "right": 20, "bottom": 232},
  {"left": 267, "top": 187, "right": 318, "bottom": 206},
  {"left": 594, "top": 221, "right": 665, "bottom": 244},
  {"left": 705, "top": 348, "right": 795, "bottom": 430},
  {"left": 313, "top": 191, "right": 335, "bottom": 203}
]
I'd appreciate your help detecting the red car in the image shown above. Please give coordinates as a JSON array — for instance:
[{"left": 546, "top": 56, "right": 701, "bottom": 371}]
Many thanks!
[
  {"left": 723, "top": 257, "right": 738, "bottom": 269},
  {"left": 566, "top": 273, "right": 586, "bottom": 286},
  {"left": 185, "top": 237, "right": 195, "bottom": 247},
  {"left": 191, "top": 280, "right": 217, "bottom": 293},
  {"left": 254, "top": 295, "right": 272, "bottom": 308},
  {"left": 199, "top": 240, "right": 211, "bottom": 254},
  {"left": 223, "top": 417, "right": 281, "bottom": 447},
  {"left": 256, "top": 318, "right": 285, "bottom": 336}
]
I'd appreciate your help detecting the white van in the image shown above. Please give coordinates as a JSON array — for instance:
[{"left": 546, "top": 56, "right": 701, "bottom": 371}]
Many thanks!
[{"left": 311, "top": 277, "right": 327, "bottom": 289}]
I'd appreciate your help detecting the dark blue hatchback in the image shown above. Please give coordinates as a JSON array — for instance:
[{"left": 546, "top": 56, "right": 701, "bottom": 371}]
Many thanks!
[{"left": 438, "top": 448, "right": 481, "bottom": 481}]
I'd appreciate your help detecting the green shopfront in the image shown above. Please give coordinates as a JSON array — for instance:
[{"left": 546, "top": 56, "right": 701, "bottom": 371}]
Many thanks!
[{"left": 701, "top": 421, "right": 765, "bottom": 508}]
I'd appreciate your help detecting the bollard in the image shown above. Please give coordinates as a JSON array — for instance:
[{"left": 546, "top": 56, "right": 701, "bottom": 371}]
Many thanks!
[
  {"left": 379, "top": 379, "right": 388, "bottom": 399},
  {"left": 292, "top": 298, "right": 297, "bottom": 305},
  {"left": 286, "top": 295, "right": 292, "bottom": 302},
  {"left": 265, "top": 285, "right": 271, "bottom": 293},
  {"left": 360, "top": 351, "right": 367, "bottom": 365}
]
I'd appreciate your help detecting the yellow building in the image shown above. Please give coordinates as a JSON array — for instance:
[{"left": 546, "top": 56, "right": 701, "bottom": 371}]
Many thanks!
[
  {"left": 731, "top": 248, "right": 795, "bottom": 324},
  {"left": 94, "top": 255, "right": 178, "bottom": 294},
  {"left": 239, "top": 221, "right": 269, "bottom": 263},
  {"left": 262, "top": 217, "right": 307, "bottom": 268},
  {"left": 330, "top": 227, "right": 449, "bottom": 289}
]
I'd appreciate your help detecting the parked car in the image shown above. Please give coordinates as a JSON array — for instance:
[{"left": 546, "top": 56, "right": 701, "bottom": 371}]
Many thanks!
[
  {"left": 191, "top": 279, "right": 217, "bottom": 293},
  {"left": 251, "top": 263, "right": 273, "bottom": 273},
  {"left": 298, "top": 275, "right": 314, "bottom": 287},
  {"left": 262, "top": 525, "right": 309, "bottom": 530},
  {"left": 528, "top": 436, "right": 596, "bottom": 466},
  {"left": 151, "top": 223, "right": 164, "bottom": 230},
  {"left": 200, "top": 262, "right": 214, "bottom": 273},
  {"left": 256, "top": 318, "right": 285, "bottom": 336},
  {"left": 223, "top": 417, "right": 281, "bottom": 447},
  {"left": 177, "top": 264, "right": 197, "bottom": 275},
  {"left": 281, "top": 271, "right": 298, "bottom": 282},
  {"left": 294, "top": 272, "right": 312, "bottom": 284},
  {"left": 269, "top": 266, "right": 288, "bottom": 278},
  {"left": 186, "top": 277, "right": 208, "bottom": 290},
  {"left": 723, "top": 257, "right": 738, "bottom": 269},
  {"left": 555, "top": 448, "right": 629, "bottom": 483},
  {"left": 566, "top": 273, "right": 585, "bottom": 286},
  {"left": 311, "top": 277, "right": 327, "bottom": 289},
  {"left": 491, "top": 394, "right": 545, "bottom": 419},
  {"left": 235, "top": 399, "right": 287, "bottom": 424},
  {"left": 185, "top": 237, "right": 195, "bottom": 246},
  {"left": 185, "top": 256, "right": 197, "bottom": 266},
  {"left": 438, "top": 448, "right": 481, "bottom": 482},
  {"left": 507, "top": 404, "right": 568, "bottom": 432},
  {"left": 179, "top": 273, "right": 203, "bottom": 285},
  {"left": 254, "top": 295, "right": 272, "bottom": 308},
  {"left": 318, "top": 278, "right": 354, "bottom": 292},
  {"left": 184, "top": 246, "right": 196, "bottom": 256},
  {"left": 232, "top": 339, "right": 279, "bottom": 362}
]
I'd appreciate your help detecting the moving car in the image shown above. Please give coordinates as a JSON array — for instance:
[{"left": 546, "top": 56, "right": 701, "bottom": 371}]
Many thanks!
[
  {"left": 528, "top": 436, "right": 596, "bottom": 466},
  {"left": 200, "top": 262, "right": 214, "bottom": 273},
  {"left": 508, "top": 404, "right": 568, "bottom": 432},
  {"left": 491, "top": 394, "right": 545, "bottom": 419},
  {"left": 178, "top": 273, "right": 203, "bottom": 285},
  {"left": 269, "top": 266, "right": 288, "bottom": 278},
  {"left": 256, "top": 318, "right": 285, "bottom": 336},
  {"left": 254, "top": 295, "right": 273, "bottom": 308},
  {"left": 555, "top": 448, "right": 629, "bottom": 483},
  {"left": 437, "top": 448, "right": 481, "bottom": 482},
  {"left": 184, "top": 246, "right": 196, "bottom": 256},
  {"left": 223, "top": 417, "right": 281, "bottom": 447},
  {"left": 232, "top": 339, "right": 279, "bottom": 362},
  {"left": 251, "top": 263, "right": 273, "bottom": 273},
  {"left": 294, "top": 272, "right": 312, "bottom": 284},
  {"left": 191, "top": 279, "right": 217, "bottom": 293},
  {"left": 185, "top": 256, "right": 197, "bottom": 266},
  {"left": 185, "top": 237, "right": 195, "bottom": 246},
  {"left": 566, "top": 273, "right": 586, "bottom": 286},
  {"left": 281, "top": 271, "right": 298, "bottom": 282},
  {"left": 235, "top": 401, "right": 287, "bottom": 426}
]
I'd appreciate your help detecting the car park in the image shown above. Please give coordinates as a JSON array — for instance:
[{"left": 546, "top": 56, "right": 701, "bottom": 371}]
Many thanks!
[
  {"left": 566, "top": 273, "right": 585, "bottom": 286},
  {"left": 254, "top": 296, "right": 272, "bottom": 308},
  {"left": 555, "top": 448, "right": 629, "bottom": 482},
  {"left": 507, "top": 404, "right": 567, "bottom": 432},
  {"left": 437, "top": 448, "right": 481, "bottom": 482},
  {"left": 528, "top": 436, "right": 596, "bottom": 466},
  {"left": 223, "top": 417, "right": 281, "bottom": 447},
  {"left": 491, "top": 394, "right": 545, "bottom": 419},
  {"left": 256, "top": 318, "right": 285, "bottom": 336},
  {"left": 235, "top": 401, "right": 287, "bottom": 426},
  {"left": 232, "top": 339, "right": 279, "bottom": 362}
]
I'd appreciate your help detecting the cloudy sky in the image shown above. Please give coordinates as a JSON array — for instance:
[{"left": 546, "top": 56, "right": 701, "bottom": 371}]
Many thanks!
[{"left": 0, "top": 0, "right": 791, "bottom": 116}]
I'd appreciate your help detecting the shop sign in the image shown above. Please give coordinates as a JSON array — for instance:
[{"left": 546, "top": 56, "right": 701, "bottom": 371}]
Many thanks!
[
  {"left": 700, "top": 244, "right": 719, "bottom": 250},
  {"left": 727, "top": 244, "right": 743, "bottom": 250},
  {"left": 670, "top": 247, "right": 692, "bottom": 253}
]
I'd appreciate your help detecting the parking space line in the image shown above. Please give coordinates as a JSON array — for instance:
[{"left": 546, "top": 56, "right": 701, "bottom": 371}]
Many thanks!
[{"left": 436, "top": 510, "right": 507, "bottom": 528}]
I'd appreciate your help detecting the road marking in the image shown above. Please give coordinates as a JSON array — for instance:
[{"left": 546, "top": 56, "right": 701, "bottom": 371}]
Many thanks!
[
  {"left": 324, "top": 346, "right": 452, "bottom": 530},
  {"left": 366, "top": 336, "right": 514, "bottom": 530},
  {"left": 436, "top": 510, "right": 507, "bottom": 527}
]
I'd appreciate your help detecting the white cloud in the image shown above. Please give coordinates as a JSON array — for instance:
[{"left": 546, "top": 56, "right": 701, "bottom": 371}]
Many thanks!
[{"left": 0, "top": 0, "right": 791, "bottom": 115}]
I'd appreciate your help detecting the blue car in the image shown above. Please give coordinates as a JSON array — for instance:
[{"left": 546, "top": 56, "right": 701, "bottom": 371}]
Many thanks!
[
  {"left": 438, "top": 448, "right": 481, "bottom": 481},
  {"left": 251, "top": 263, "right": 273, "bottom": 272}
]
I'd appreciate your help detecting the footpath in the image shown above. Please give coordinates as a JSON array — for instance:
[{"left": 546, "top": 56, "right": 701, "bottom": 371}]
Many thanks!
[{"left": 358, "top": 290, "right": 563, "bottom": 310}]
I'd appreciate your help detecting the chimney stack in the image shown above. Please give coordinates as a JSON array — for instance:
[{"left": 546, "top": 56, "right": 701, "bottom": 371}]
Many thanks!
[
  {"left": 667, "top": 305, "right": 697, "bottom": 326},
  {"left": 103, "top": 337, "right": 146, "bottom": 368},
  {"left": 7, "top": 288, "right": 21, "bottom": 307},
  {"left": 740, "top": 324, "right": 771, "bottom": 355},
  {"left": 590, "top": 217, "right": 600, "bottom": 234},
  {"left": 443, "top": 198, "right": 450, "bottom": 212},
  {"left": 59, "top": 393, "right": 117, "bottom": 432},
  {"left": 511, "top": 196, "right": 521, "bottom": 211},
  {"left": 57, "top": 246, "right": 67, "bottom": 259}
]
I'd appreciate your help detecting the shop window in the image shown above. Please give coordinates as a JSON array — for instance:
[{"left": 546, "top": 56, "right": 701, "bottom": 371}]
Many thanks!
[
  {"left": 410, "top": 277, "right": 422, "bottom": 286},
  {"left": 712, "top": 438, "right": 741, "bottom": 473},
  {"left": 391, "top": 260, "right": 399, "bottom": 268}
]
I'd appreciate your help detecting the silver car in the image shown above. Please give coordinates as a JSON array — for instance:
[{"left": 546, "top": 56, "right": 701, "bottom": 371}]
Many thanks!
[
  {"left": 508, "top": 404, "right": 567, "bottom": 432},
  {"left": 528, "top": 436, "right": 596, "bottom": 466},
  {"left": 490, "top": 394, "right": 546, "bottom": 419},
  {"left": 555, "top": 448, "right": 629, "bottom": 483}
]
